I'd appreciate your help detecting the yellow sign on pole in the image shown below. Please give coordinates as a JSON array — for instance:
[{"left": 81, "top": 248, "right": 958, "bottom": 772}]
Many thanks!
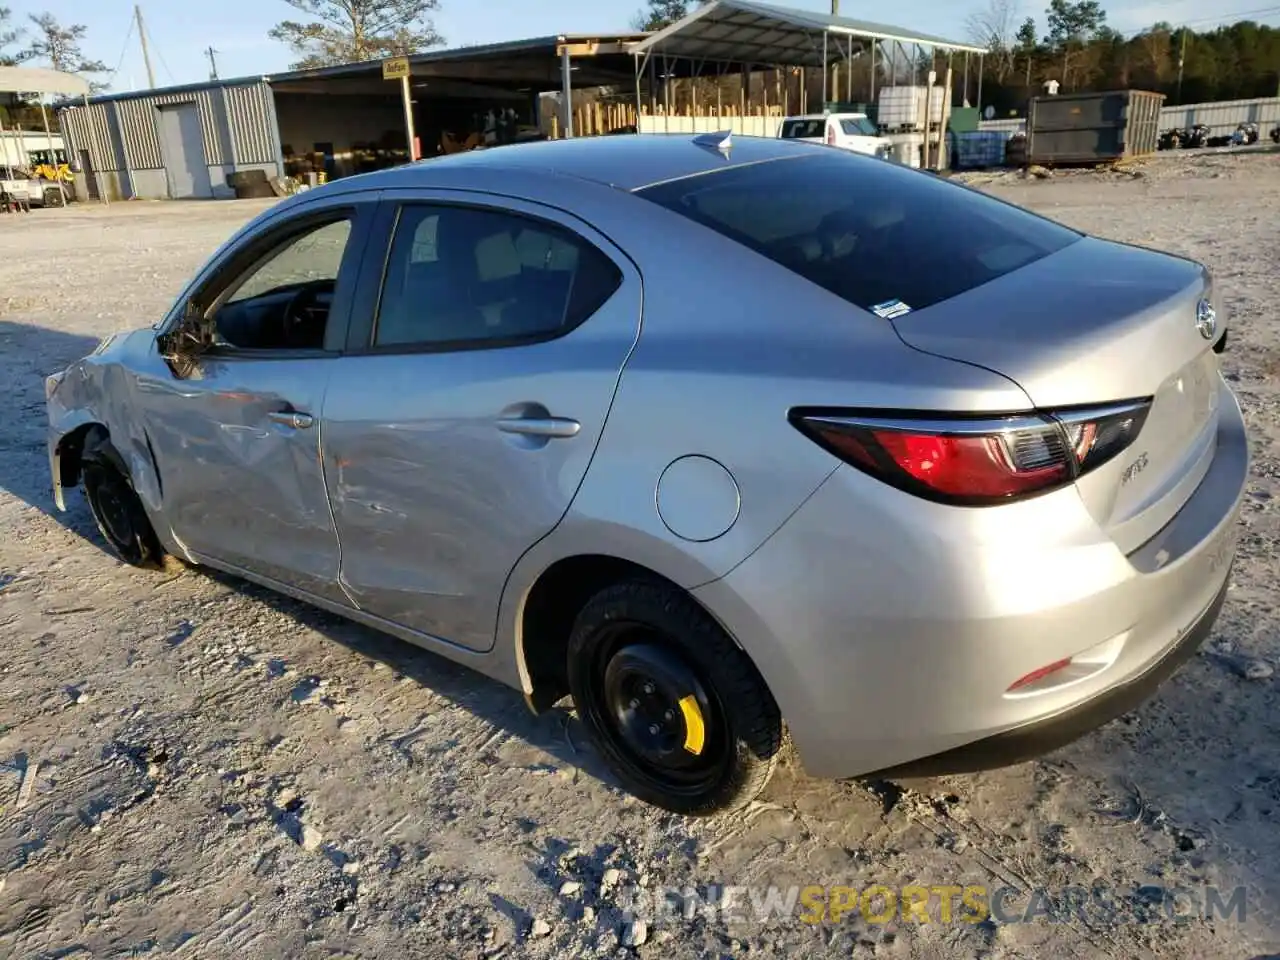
[{"left": 381, "top": 57, "right": 418, "bottom": 161}]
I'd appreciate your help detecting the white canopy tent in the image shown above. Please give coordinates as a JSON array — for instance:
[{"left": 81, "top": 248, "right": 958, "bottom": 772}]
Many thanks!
[
  {"left": 0, "top": 65, "right": 91, "bottom": 97},
  {"left": 0, "top": 65, "right": 101, "bottom": 202}
]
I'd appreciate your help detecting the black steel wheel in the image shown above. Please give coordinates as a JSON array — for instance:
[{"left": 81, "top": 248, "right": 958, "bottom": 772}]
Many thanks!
[
  {"left": 42, "top": 187, "right": 66, "bottom": 208},
  {"left": 567, "top": 580, "right": 783, "bottom": 815},
  {"left": 81, "top": 446, "right": 164, "bottom": 568}
]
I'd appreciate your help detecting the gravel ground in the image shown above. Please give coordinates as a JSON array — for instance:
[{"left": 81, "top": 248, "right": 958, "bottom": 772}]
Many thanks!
[{"left": 2, "top": 152, "right": 1280, "bottom": 959}]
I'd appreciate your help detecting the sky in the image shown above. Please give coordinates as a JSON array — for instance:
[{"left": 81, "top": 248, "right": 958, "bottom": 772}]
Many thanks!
[{"left": 3, "top": 0, "right": 1279, "bottom": 94}]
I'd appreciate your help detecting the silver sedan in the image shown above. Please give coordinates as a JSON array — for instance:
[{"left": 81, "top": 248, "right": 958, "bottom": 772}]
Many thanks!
[{"left": 45, "top": 133, "right": 1248, "bottom": 815}]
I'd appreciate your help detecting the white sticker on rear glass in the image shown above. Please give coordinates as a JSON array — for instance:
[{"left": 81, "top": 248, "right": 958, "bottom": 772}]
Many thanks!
[{"left": 871, "top": 299, "right": 912, "bottom": 319}]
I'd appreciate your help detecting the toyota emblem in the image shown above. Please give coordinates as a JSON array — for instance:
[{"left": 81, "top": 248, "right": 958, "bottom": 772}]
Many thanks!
[{"left": 1196, "top": 299, "right": 1217, "bottom": 340}]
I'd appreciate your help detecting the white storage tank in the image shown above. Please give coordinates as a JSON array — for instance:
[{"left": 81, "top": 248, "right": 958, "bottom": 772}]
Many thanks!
[
  {"left": 886, "top": 131, "right": 924, "bottom": 167},
  {"left": 877, "top": 86, "right": 947, "bottom": 131}
]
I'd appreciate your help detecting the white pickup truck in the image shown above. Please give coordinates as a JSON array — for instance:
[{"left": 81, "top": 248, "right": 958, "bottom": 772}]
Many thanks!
[
  {"left": 777, "top": 112, "right": 894, "bottom": 159},
  {"left": 0, "top": 175, "right": 71, "bottom": 209}
]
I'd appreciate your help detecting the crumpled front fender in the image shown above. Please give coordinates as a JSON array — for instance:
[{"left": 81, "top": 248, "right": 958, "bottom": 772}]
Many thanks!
[{"left": 45, "top": 330, "right": 164, "bottom": 515}]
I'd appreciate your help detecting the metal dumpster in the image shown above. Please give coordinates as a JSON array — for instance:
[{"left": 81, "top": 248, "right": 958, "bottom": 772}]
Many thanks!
[{"left": 1026, "top": 90, "right": 1165, "bottom": 165}]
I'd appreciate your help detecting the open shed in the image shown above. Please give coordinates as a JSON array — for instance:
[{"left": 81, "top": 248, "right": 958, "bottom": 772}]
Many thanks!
[
  {"left": 267, "top": 33, "right": 648, "bottom": 174},
  {"left": 623, "top": 0, "right": 987, "bottom": 130}
]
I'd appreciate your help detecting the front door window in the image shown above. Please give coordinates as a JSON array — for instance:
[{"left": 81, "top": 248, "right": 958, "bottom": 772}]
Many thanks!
[{"left": 205, "top": 217, "right": 354, "bottom": 352}]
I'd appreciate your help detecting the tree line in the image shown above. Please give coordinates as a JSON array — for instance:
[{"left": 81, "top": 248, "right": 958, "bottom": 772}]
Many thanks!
[
  {"left": 967, "top": 0, "right": 1280, "bottom": 116},
  {"left": 0, "top": 8, "right": 106, "bottom": 81},
  {"left": 5, "top": 0, "right": 1276, "bottom": 111},
  {"left": 630, "top": 0, "right": 1280, "bottom": 113},
  {"left": 1, "top": 7, "right": 107, "bottom": 131}
]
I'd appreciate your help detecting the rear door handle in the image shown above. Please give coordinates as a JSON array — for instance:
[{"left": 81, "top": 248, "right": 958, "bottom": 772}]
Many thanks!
[
  {"left": 267, "top": 410, "right": 315, "bottom": 430},
  {"left": 495, "top": 416, "right": 581, "bottom": 439}
]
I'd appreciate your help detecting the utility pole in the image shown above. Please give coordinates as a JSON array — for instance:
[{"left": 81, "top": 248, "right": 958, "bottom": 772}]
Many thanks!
[
  {"left": 829, "top": 1, "right": 840, "bottom": 110},
  {"left": 1175, "top": 29, "right": 1187, "bottom": 104},
  {"left": 135, "top": 5, "right": 156, "bottom": 89},
  {"left": 206, "top": 47, "right": 219, "bottom": 80}
]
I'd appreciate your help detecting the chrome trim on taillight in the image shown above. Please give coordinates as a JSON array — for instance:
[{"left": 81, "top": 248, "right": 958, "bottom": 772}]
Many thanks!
[
  {"left": 1047, "top": 399, "right": 1152, "bottom": 427},
  {"left": 801, "top": 412, "right": 1054, "bottom": 437}
]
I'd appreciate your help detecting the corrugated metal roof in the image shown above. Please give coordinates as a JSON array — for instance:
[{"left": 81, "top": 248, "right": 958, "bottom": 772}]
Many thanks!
[
  {"left": 64, "top": 33, "right": 652, "bottom": 108},
  {"left": 267, "top": 33, "right": 650, "bottom": 84},
  {"left": 59, "top": 75, "right": 269, "bottom": 108},
  {"left": 628, "top": 0, "right": 988, "bottom": 62}
]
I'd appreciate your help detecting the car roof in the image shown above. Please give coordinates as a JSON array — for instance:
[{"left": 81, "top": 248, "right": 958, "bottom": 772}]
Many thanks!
[
  {"left": 782, "top": 113, "right": 867, "bottom": 120},
  {"left": 354, "top": 133, "right": 817, "bottom": 193}
]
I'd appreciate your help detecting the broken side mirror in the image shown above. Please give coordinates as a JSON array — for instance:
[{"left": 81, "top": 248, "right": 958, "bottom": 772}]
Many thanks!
[{"left": 158, "top": 300, "right": 217, "bottom": 379}]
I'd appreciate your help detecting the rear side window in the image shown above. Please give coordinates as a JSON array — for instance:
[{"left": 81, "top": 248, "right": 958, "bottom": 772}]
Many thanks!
[
  {"left": 635, "top": 152, "right": 1081, "bottom": 314},
  {"left": 839, "top": 117, "right": 877, "bottom": 136},
  {"left": 780, "top": 119, "right": 824, "bottom": 139},
  {"left": 373, "top": 204, "right": 623, "bottom": 349}
]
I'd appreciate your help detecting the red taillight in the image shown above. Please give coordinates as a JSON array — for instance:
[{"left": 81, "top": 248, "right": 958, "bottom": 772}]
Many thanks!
[
  {"left": 790, "top": 402, "right": 1150, "bottom": 506},
  {"left": 826, "top": 126, "right": 836, "bottom": 145},
  {"left": 873, "top": 431, "right": 1067, "bottom": 499}
]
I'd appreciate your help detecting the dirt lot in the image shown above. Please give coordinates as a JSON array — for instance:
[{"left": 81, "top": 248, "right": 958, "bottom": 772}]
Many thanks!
[{"left": 3, "top": 152, "right": 1280, "bottom": 959}]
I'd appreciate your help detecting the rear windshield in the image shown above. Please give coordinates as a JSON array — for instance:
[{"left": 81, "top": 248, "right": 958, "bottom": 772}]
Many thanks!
[
  {"left": 840, "top": 117, "right": 878, "bottom": 136},
  {"left": 779, "top": 119, "right": 824, "bottom": 139},
  {"left": 635, "top": 151, "right": 1081, "bottom": 314}
]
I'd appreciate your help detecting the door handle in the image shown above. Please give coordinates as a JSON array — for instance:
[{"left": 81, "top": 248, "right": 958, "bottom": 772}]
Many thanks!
[
  {"left": 267, "top": 410, "right": 315, "bottom": 430},
  {"left": 495, "top": 416, "right": 581, "bottom": 439}
]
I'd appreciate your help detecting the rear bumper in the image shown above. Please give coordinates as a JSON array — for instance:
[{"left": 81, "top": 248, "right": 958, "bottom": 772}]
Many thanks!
[
  {"left": 865, "top": 571, "right": 1228, "bottom": 779},
  {"left": 695, "top": 378, "right": 1248, "bottom": 779}
]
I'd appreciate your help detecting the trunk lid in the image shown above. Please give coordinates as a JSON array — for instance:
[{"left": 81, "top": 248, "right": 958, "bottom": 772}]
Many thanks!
[{"left": 891, "top": 236, "right": 1223, "bottom": 554}]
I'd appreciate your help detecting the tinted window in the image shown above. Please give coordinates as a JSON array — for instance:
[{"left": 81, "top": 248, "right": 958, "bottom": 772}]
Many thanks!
[
  {"left": 636, "top": 152, "right": 1081, "bottom": 313},
  {"left": 229, "top": 219, "right": 351, "bottom": 304},
  {"left": 839, "top": 117, "right": 878, "bottom": 136},
  {"left": 780, "top": 119, "right": 824, "bottom": 139},
  {"left": 210, "top": 216, "right": 353, "bottom": 350},
  {"left": 374, "top": 205, "right": 623, "bottom": 348}
]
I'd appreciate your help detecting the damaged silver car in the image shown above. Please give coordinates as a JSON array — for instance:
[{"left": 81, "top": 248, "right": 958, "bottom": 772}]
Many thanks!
[{"left": 46, "top": 134, "right": 1248, "bottom": 815}]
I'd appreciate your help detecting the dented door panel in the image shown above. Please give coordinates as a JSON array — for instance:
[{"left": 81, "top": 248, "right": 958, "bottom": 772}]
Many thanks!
[
  {"left": 132, "top": 351, "right": 348, "bottom": 603},
  {"left": 322, "top": 191, "right": 644, "bottom": 652},
  {"left": 117, "top": 191, "right": 380, "bottom": 604}
]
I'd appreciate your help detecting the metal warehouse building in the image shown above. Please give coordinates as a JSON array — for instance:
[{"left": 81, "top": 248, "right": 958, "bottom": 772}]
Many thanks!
[
  {"left": 60, "top": 79, "right": 281, "bottom": 200},
  {"left": 56, "top": 34, "right": 644, "bottom": 202}
]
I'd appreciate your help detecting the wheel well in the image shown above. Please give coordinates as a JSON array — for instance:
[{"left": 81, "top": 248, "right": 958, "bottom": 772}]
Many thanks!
[
  {"left": 520, "top": 555, "right": 687, "bottom": 713},
  {"left": 56, "top": 423, "right": 108, "bottom": 489}
]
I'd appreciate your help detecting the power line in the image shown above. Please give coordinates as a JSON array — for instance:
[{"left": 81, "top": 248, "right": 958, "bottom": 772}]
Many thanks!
[
  {"left": 1177, "top": 4, "right": 1280, "bottom": 26},
  {"left": 153, "top": 45, "right": 176, "bottom": 86},
  {"left": 105, "top": 15, "right": 136, "bottom": 86},
  {"left": 137, "top": 15, "right": 177, "bottom": 86}
]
